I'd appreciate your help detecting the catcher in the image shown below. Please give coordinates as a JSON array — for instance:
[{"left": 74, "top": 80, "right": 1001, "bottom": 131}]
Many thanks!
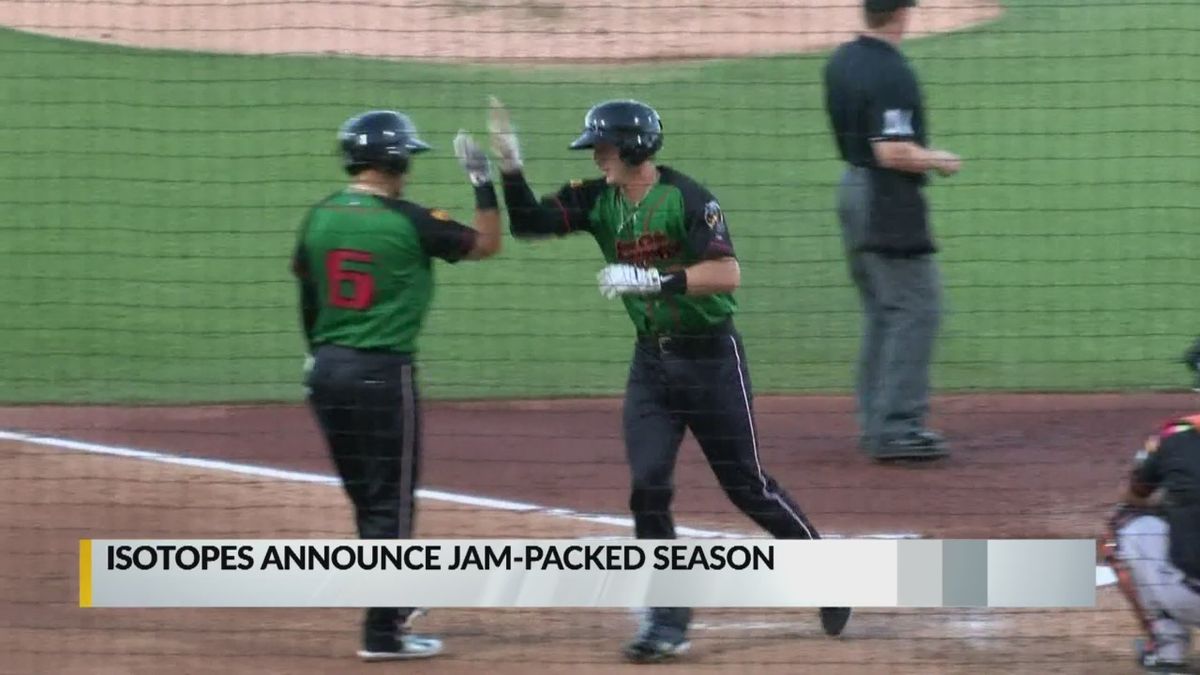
[{"left": 1101, "top": 413, "right": 1200, "bottom": 673}]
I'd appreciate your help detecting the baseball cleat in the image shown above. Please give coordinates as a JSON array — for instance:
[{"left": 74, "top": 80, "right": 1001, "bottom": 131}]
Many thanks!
[
  {"left": 1136, "top": 638, "right": 1193, "bottom": 673},
  {"left": 819, "top": 606, "right": 852, "bottom": 637},
  {"left": 357, "top": 634, "right": 444, "bottom": 661},
  {"left": 622, "top": 636, "right": 691, "bottom": 664},
  {"left": 871, "top": 430, "right": 949, "bottom": 463}
]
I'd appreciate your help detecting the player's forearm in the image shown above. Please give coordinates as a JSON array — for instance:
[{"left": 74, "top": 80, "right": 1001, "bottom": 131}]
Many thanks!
[
  {"left": 872, "top": 140, "right": 948, "bottom": 174},
  {"left": 459, "top": 182, "right": 501, "bottom": 260},
  {"left": 466, "top": 207, "right": 503, "bottom": 260},
  {"left": 501, "top": 170, "right": 563, "bottom": 238},
  {"left": 677, "top": 258, "right": 740, "bottom": 296}
]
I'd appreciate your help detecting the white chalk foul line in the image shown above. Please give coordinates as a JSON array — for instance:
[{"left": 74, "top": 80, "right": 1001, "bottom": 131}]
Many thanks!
[
  {"left": 0, "top": 429, "right": 1116, "bottom": 591},
  {"left": 0, "top": 429, "right": 916, "bottom": 540}
]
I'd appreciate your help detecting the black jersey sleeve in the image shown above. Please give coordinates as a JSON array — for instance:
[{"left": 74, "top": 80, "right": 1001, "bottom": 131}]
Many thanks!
[
  {"left": 383, "top": 198, "right": 479, "bottom": 263},
  {"left": 867, "top": 68, "right": 921, "bottom": 143},
  {"left": 503, "top": 171, "right": 603, "bottom": 238},
  {"left": 1130, "top": 422, "right": 1199, "bottom": 495},
  {"left": 412, "top": 207, "right": 479, "bottom": 263},
  {"left": 1133, "top": 421, "right": 1200, "bottom": 493},
  {"left": 682, "top": 188, "right": 736, "bottom": 261}
]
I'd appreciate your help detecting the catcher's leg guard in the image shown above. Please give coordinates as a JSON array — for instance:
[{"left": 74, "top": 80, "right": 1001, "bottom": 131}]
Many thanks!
[{"left": 1106, "top": 515, "right": 1199, "bottom": 665}]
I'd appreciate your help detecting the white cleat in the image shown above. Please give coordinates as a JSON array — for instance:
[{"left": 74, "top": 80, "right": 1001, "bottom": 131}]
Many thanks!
[{"left": 357, "top": 635, "right": 444, "bottom": 661}]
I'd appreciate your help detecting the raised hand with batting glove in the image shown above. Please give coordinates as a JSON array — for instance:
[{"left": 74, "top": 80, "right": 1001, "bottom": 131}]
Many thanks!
[
  {"left": 453, "top": 130, "right": 493, "bottom": 187},
  {"left": 487, "top": 95, "right": 523, "bottom": 174}
]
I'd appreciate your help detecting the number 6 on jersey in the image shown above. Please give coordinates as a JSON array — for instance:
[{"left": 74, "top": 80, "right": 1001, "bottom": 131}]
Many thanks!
[{"left": 326, "top": 249, "right": 375, "bottom": 310}]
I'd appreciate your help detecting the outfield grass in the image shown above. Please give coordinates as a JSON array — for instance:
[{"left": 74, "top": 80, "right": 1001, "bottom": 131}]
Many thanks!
[{"left": 1, "top": 0, "right": 1197, "bottom": 403}]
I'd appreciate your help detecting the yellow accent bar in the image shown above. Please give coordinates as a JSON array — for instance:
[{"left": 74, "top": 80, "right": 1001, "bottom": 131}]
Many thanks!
[{"left": 79, "top": 540, "right": 92, "bottom": 608}]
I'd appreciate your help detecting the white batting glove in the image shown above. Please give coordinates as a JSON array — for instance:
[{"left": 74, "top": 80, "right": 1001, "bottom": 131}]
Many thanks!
[
  {"left": 303, "top": 353, "right": 314, "bottom": 375},
  {"left": 487, "top": 95, "right": 523, "bottom": 174},
  {"left": 453, "top": 130, "right": 493, "bottom": 187},
  {"left": 597, "top": 264, "right": 662, "bottom": 299}
]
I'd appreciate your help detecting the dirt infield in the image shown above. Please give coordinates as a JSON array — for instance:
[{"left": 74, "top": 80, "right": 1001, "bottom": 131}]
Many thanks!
[
  {"left": 0, "top": 0, "right": 1002, "bottom": 63},
  {"left": 1, "top": 392, "right": 1195, "bottom": 673}
]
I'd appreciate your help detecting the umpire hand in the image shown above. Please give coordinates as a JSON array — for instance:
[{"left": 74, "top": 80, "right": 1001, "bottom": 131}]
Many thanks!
[
  {"left": 487, "top": 96, "right": 523, "bottom": 174},
  {"left": 931, "top": 150, "right": 962, "bottom": 177}
]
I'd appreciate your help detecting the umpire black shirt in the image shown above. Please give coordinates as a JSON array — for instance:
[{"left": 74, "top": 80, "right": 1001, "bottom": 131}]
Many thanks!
[
  {"left": 824, "top": 35, "right": 927, "bottom": 178},
  {"left": 823, "top": 35, "right": 935, "bottom": 256}
]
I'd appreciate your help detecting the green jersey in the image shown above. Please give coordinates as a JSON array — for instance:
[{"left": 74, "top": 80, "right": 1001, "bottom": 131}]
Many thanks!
[
  {"left": 290, "top": 188, "right": 477, "bottom": 354},
  {"left": 505, "top": 166, "right": 737, "bottom": 335}
]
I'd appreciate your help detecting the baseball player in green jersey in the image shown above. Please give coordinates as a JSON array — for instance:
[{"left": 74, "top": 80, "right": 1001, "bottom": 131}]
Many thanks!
[
  {"left": 290, "top": 110, "right": 501, "bottom": 661},
  {"left": 484, "top": 97, "right": 851, "bottom": 663}
]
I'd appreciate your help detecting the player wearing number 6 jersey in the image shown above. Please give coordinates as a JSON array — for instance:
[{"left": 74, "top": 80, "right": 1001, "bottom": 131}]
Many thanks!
[{"left": 289, "top": 110, "right": 501, "bottom": 662}]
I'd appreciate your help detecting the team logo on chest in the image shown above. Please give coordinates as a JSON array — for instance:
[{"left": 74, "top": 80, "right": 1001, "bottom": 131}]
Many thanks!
[{"left": 616, "top": 232, "right": 681, "bottom": 267}]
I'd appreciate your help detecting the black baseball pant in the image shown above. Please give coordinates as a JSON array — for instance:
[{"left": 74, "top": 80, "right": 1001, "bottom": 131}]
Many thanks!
[
  {"left": 305, "top": 344, "right": 421, "bottom": 646},
  {"left": 623, "top": 323, "right": 821, "bottom": 634}
]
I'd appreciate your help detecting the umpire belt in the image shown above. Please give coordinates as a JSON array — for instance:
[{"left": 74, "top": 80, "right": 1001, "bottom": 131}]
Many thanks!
[{"left": 636, "top": 319, "right": 735, "bottom": 358}]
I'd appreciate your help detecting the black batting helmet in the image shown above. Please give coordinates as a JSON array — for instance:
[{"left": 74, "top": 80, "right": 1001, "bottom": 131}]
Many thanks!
[
  {"left": 338, "top": 110, "right": 431, "bottom": 175},
  {"left": 569, "top": 99, "right": 663, "bottom": 166}
]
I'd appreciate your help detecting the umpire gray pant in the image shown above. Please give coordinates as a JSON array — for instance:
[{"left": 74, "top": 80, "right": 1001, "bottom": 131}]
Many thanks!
[{"left": 836, "top": 166, "right": 942, "bottom": 443}]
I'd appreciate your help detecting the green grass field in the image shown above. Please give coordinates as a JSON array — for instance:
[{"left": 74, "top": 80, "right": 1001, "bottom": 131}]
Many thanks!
[{"left": 1, "top": 0, "right": 1197, "bottom": 403}]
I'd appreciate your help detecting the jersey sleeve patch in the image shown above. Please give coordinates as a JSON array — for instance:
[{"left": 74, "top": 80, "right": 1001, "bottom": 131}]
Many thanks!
[
  {"left": 881, "top": 109, "right": 915, "bottom": 137},
  {"left": 429, "top": 208, "right": 452, "bottom": 221},
  {"left": 704, "top": 200, "right": 724, "bottom": 230},
  {"left": 688, "top": 197, "right": 734, "bottom": 260}
]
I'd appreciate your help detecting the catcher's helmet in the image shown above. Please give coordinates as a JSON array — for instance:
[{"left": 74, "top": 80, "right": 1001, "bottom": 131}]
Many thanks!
[
  {"left": 338, "top": 110, "right": 431, "bottom": 175},
  {"left": 569, "top": 99, "right": 663, "bottom": 166}
]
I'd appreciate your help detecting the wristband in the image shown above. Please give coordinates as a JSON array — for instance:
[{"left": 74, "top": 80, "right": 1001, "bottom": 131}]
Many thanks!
[
  {"left": 473, "top": 183, "right": 499, "bottom": 210},
  {"left": 660, "top": 270, "right": 687, "bottom": 296}
]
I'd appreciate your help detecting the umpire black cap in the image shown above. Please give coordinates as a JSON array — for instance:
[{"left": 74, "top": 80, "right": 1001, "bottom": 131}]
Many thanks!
[
  {"left": 338, "top": 110, "right": 431, "bottom": 175},
  {"left": 865, "top": 0, "right": 916, "bottom": 10},
  {"left": 569, "top": 99, "right": 663, "bottom": 166}
]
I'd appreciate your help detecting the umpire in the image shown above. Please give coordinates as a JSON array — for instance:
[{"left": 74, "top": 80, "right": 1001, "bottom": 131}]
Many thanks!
[
  {"left": 290, "top": 111, "right": 501, "bottom": 660},
  {"left": 822, "top": 0, "right": 962, "bottom": 462}
]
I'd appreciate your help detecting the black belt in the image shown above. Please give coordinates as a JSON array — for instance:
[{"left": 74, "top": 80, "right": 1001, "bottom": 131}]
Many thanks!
[
  {"left": 636, "top": 319, "right": 735, "bottom": 357},
  {"left": 315, "top": 343, "right": 413, "bottom": 363}
]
